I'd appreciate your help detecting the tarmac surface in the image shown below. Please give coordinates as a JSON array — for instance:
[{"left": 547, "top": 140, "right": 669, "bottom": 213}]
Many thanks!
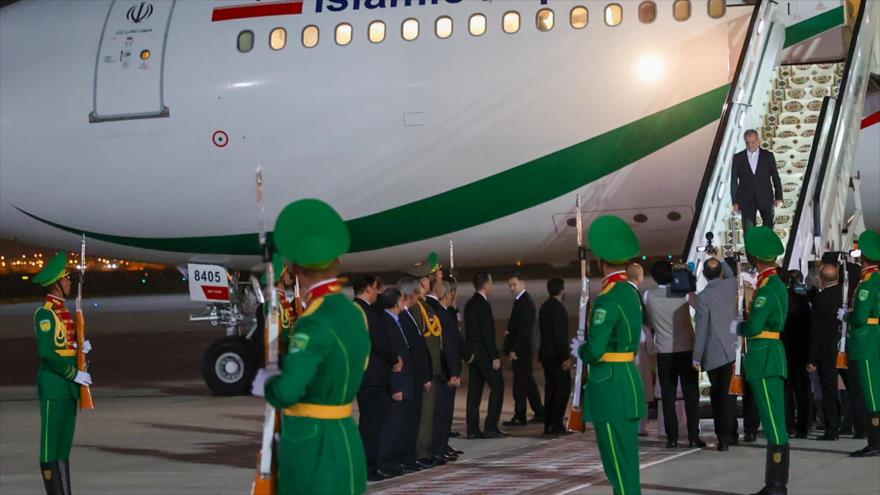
[{"left": 2, "top": 292, "right": 879, "bottom": 494}]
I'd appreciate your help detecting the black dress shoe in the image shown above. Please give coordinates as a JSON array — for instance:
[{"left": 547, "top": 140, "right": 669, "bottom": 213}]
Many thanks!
[
  {"left": 729, "top": 435, "right": 740, "bottom": 446},
  {"left": 415, "top": 459, "right": 434, "bottom": 469},
  {"left": 400, "top": 462, "right": 421, "bottom": 472},
  {"left": 689, "top": 438, "right": 707, "bottom": 448},
  {"left": 529, "top": 415, "right": 546, "bottom": 424},
  {"left": 850, "top": 446, "right": 880, "bottom": 457},
  {"left": 743, "top": 432, "right": 757, "bottom": 443},
  {"left": 369, "top": 470, "right": 396, "bottom": 481},
  {"left": 816, "top": 433, "right": 839, "bottom": 441},
  {"left": 442, "top": 452, "right": 459, "bottom": 462},
  {"left": 503, "top": 418, "right": 527, "bottom": 427},
  {"left": 449, "top": 431, "right": 461, "bottom": 438},
  {"left": 428, "top": 455, "right": 447, "bottom": 466},
  {"left": 466, "top": 432, "right": 486, "bottom": 439},
  {"left": 446, "top": 445, "right": 464, "bottom": 455},
  {"left": 717, "top": 442, "right": 729, "bottom": 452},
  {"left": 665, "top": 439, "right": 678, "bottom": 449},
  {"left": 484, "top": 430, "right": 507, "bottom": 439}
]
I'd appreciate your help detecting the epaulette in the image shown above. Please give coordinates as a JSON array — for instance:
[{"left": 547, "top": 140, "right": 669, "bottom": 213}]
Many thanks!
[{"left": 302, "top": 297, "right": 324, "bottom": 317}]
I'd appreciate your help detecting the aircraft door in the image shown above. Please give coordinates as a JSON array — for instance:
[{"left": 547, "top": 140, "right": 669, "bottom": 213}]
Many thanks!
[{"left": 90, "top": 0, "right": 175, "bottom": 123}]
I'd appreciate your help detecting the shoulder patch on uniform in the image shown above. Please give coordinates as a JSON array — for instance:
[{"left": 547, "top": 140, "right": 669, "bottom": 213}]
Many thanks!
[
  {"left": 592, "top": 308, "right": 607, "bottom": 325},
  {"left": 858, "top": 289, "right": 869, "bottom": 302},
  {"left": 754, "top": 296, "right": 766, "bottom": 308},
  {"left": 290, "top": 333, "right": 310, "bottom": 354},
  {"left": 39, "top": 320, "right": 52, "bottom": 332}
]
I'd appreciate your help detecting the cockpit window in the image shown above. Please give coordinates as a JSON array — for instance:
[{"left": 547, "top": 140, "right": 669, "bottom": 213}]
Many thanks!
[{"left": 237, "top": 30, "right": 254, "bottom": 53}]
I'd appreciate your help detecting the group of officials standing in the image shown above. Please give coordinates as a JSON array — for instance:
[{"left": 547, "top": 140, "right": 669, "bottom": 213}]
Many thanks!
[{"left": 29, "top": 190, "right": 880, "bottom": 495}]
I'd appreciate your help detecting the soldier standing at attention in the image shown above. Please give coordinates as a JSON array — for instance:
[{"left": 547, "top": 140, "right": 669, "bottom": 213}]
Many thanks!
[
  {"left": 736, "top": 226, "right": 790, "bottom": 495},
  {"left": 32, "top": 252, "right": 93, "bottom": 495},
  {"left": 252, "top": 199, "right": 371, "bottom": 495},
  {"left": 841, "top": 230, "right": 880, "bottom": 457},
  {"left": 570, "top": 215, "right": 646, "bottom": 495}
]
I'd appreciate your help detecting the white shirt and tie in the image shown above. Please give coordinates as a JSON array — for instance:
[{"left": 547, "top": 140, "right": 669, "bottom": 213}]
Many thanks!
[{"left": 747, "top": 148, "right": 759, "bottom": 175}]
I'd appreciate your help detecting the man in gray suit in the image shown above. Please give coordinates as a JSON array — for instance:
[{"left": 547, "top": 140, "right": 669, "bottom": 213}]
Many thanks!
[{"left": 693, "top": 255, "right": 739, "bottom": 451}]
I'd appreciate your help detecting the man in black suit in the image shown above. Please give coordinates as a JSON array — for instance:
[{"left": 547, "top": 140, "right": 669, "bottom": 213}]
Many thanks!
[
  {"left": 808, "top": 264, "right": 844, "bottom": 441},
  {"left": 354, "top": 275, "right": 400, "bottom": 481},
  {"left": 425, "top": 277, "right": 463, "bottom": 461},
  {"left": 539, "top": 278, "right": 572, "bottom": 434},
  {"left": 503, "top": 275, "right": 545, "bottom": 426},
  {"left": 375, "top": 289, "right": 413, "bottom": 478},
  {"left": 730, "top": 129, "right": 784, "bottom": 232},
  {"left": 465, "top": 272, "right": 506, "bottom": 438},
  {"left": 397, "top": 276, "right": 434, "bottom": 470},
  {"left": 781, "top": 270, "right": 813, "bottom": 438}
]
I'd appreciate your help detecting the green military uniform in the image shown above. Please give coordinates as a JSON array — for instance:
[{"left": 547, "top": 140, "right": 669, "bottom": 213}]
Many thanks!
[
  {"left": 736, "top": 226, "right": 789, "bottom": 495},
  {"left": 576, "top": 215, "right": 645, "bottom": 495},
  {"left": 263, "top": 199, "right": 371, "bottom": 495},
  {"left": 32, "top": 253, "right": 81, "bottom": 495},
  {"left": 845, "top": 230, "right": 880, "bottom": 457}
]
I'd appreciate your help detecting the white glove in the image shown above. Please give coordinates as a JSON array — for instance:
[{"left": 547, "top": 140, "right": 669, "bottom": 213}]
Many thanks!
[
  {"left": 730, "top": 319, "right": 743, "bottom": 335},
  {"left": 570, "top": 336, "right": 586, "bottom": 360},
  {"left": 73, "top": 371, "right": 92, "bottom": 386},
  {"left": 251, "top": 368, "right": 280, "bottom": 397},
  {"left": 82, "top": 340, "right": 92, "bottom": 354},
  {"left": 836, "top": 308, "right": 846, "bottom": 322}
]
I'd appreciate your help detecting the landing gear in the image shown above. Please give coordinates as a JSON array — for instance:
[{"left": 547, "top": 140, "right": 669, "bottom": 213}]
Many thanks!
[{"left": 201, "top": 335, "right": 259, "bottom": 396}]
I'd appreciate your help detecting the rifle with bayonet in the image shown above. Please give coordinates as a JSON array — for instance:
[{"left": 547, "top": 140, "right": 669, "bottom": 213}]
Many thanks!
[
  {"left": 567, "top": 194, "right": 589, "bottom": 433},
  {"left": 251, "top": 167, "right": 280, "bottom": 495},
  {"left": 729, "top": 260, "right": 754, "bottom": 396},
  {"left": 76, "top": 235, "right": 95, "bottom": 410},
  {"left": 836, "top": 252, "right": 849, "bottom": 369}
]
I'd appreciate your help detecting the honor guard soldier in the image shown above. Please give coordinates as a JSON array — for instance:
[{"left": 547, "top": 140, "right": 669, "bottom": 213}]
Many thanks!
[
  {"left": 570, "top": 215, "right": 646, "bottom": 495},
  {"left": 32, "top": 253, "right": 92, "bottom": 495},
  {"left": 736, "top": 226, "right": 790, "bottom": 495},
  {"left": 252, "top": 199, "right": 371, "bottom": 495},
  {"left": 842, "top": 230, "right": 880, "bottom": 457}
]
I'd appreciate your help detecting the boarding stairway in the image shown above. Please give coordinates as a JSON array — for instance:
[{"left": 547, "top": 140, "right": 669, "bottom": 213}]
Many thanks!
[{"left": 685, "top": 0, "right": 879, "bottom": 278}]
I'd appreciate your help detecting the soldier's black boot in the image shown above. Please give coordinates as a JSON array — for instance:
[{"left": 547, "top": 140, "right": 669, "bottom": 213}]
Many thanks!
[
  {"left": 752, "top": 445, "right": 789, "bottom": 495},
  {"left": 851, "top": 413, "right": 880, "bottom": 457},
  {"left": 58, "top": 459, "right": 72, "bottom": 495},
  {"left": 40, "top": 462, "right": 63, "bottom": 495}
]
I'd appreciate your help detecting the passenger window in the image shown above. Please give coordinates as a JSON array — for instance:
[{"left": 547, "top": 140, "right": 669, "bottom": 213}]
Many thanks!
[
  {"left": 336, "top": 23, "right": 352, "bottom": 46},
  {"left": 673, "top": 0, "right": 691, "bottom": 21},
  {"left": 402, "top": 18, "right": 419, "bottom": 41},
  {"left": 270, "top": 28, "right": 286, "bottom": 50},
  {"left": 369, "top": 21, "right": 386, "bottom": 43},
  {"left": 536, "top": 9, "right": 554, "bottom": 32},
  {"left": 436, "top": 16, "right": 453, "bottom": 39},
  {"left": 638, "top": 1, "right": 656, "bottom": 23},
  {"left": 469, "top": 13, "right": 487, "bottom": 36},
  {"left": 708, "top": 0, "right": 726, "bottom": 19},
  {"left": 237, "top": 30, "right": 254, "bottom": 53},
  {"left": 605, "top": 4, "right": 623, "bottom": 26},
  {"left": 570, "top": 6, "right": 588, "bottom": 29},
  {"left": 302, "top": 25, "right": 319, "bottom": 48},
  {"left": 503, "top": 11, "right": 520, "bottom": 34}
]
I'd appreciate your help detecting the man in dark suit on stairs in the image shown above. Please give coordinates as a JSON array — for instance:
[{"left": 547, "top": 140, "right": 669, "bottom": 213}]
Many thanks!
[{"left": 730, "top": 129, "right": 784, "bottom": 232}]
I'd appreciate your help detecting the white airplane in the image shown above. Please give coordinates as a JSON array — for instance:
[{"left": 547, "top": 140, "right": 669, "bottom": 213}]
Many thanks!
[{"left": 2, "top": 0, "right": 876, "bottom": 393}]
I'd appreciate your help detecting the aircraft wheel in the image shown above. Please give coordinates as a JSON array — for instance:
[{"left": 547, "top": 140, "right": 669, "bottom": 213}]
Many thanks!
[{"left": 202, "top": 336, "right": 259, "bottom": 396}]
